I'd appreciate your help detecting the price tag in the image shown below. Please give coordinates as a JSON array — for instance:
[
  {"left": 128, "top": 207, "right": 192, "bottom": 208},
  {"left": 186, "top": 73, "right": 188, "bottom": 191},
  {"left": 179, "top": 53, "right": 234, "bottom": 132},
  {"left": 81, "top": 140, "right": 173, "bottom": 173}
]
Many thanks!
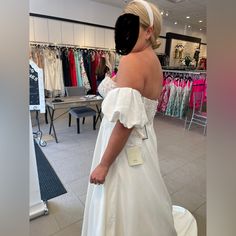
[{"left": 126, "top": 146, "right": 144, "bottom": 166}]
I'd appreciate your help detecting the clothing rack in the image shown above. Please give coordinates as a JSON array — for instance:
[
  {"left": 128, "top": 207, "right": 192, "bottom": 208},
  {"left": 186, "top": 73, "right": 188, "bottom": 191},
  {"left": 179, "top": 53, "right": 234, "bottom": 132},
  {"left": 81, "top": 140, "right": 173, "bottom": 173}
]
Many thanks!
[
  {"left": 30, "top": 40, "right": 119, "bottom": 97},
  {"left": 162, "top": 69, "right": 206, "bottom": 75},
  {"left": 30, "top": 41, "right": 115, "bottom": 51},
  {"left": 157, "top": 69, "right": 207, "bottom": 120}
]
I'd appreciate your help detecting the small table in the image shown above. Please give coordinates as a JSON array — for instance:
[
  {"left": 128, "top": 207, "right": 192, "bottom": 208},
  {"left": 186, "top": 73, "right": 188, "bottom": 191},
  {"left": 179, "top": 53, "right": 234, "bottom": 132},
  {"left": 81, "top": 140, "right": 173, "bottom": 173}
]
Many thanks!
[{"left": 46, "top": 95, "right": 103, "bottom": 143}]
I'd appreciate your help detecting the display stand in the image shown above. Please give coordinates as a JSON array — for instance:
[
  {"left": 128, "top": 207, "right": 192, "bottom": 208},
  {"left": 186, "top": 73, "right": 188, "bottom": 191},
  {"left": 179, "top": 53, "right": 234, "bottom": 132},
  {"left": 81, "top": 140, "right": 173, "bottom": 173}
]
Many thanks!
[
  {"left": 29, "top": 60, "right": 47, "bottom": 147},
  {"left": 29, "top": 115, "right": 48, "bottom": 220},
  {"left": 33, "top": 110, "right": 47, "bottom": 147},
  {"left": 29, "top": 61, "right": 48, "bottom": 219}
]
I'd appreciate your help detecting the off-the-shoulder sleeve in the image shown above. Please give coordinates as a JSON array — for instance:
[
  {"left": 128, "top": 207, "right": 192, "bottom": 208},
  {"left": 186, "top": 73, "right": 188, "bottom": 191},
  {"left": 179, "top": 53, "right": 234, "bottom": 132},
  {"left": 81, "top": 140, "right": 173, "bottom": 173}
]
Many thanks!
[{"left": 102, "top": 88, "right": 148, "bottom": 129}]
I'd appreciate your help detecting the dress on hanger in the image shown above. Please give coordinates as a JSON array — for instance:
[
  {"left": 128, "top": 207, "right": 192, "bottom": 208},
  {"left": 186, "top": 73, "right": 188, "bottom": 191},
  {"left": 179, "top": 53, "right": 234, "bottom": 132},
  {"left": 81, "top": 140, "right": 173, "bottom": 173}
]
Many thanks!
[
  {"left": 68, "top": 49, "right": 77, "bottom": 87},
  {"left": 74, "top": 50, "right": 83, "bottom": 87},
  {"left": 54, "top": 49, "right": 65, "bottom": 97},
  {"left": 157, "top": 78, "right": 171, "bottom": 113},
  {"left": 91, "top": 51, "right": 97, "bottom": 94},
  {"left": 180, "top": 80, "right": 192, "bottom": 119},
  {"left": 165, "top": 80, "right": 177, "bottom": 116},
  {"left": 172, "top": 80, "right": 183, "bottom": 117},
  {"left": 79, "top": 51, "right": 91, "bottom": 92},
  {"left": 61, "top": 49, "right": 71, "bottom": 87},
  {"left": 82, "top": 50, "right": 92, "bottom": 86},
  {"left": 43, "top": 48, "right": 64, "bottom": 94}
]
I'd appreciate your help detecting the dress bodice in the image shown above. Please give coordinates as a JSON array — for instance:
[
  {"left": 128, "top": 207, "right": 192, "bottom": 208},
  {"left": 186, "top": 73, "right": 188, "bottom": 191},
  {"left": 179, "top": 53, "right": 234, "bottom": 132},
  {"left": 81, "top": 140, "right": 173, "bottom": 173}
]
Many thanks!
[
  {"left": 98, "top": 76, "right": 117, "bottom": 98},
  {"left": 98, "top": 76, "right": 158, "bottom": 123}
]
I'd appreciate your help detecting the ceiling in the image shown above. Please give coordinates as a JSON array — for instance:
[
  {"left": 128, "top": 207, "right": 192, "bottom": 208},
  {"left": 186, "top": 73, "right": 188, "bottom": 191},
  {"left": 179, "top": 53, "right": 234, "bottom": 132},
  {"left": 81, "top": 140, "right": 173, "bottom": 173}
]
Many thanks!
[{"left": 90, "top": 0, "right": 206, "bottom": 32}]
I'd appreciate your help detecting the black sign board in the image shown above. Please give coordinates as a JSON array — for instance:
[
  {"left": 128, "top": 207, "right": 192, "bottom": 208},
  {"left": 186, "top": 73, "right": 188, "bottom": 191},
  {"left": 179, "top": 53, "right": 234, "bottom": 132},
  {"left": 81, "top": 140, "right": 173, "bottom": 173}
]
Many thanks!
[
  {"left": 30, "top": 64, "right": 40, "bottom": 106},
  {"left": 29, "top": 60, "right": 45, "bottom": 112}
]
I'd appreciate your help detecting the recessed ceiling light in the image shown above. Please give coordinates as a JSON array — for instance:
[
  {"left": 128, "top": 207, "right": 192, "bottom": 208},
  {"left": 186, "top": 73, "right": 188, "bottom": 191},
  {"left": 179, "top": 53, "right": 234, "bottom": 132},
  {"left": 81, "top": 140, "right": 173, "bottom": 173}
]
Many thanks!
[
  {"left": 200, "top": 28, "right": 202, "bottom": 31},
  {"left": 186, "top": 16, "right": 190, "bottom": 19},
  {"left": 174, "top": 22, "right": 178, "bottom": 25},
  {"left": 161, "top": 11, "right": 164, "bottom": 15},
  {"left": 199, "top": 20, "right": 203, "bottom": 23},
  {"left": 188, "top": 25, "right": 191, "bottom": 28},
  {"left": 165, "top": 12, "right": 169, "bottom": 16}
]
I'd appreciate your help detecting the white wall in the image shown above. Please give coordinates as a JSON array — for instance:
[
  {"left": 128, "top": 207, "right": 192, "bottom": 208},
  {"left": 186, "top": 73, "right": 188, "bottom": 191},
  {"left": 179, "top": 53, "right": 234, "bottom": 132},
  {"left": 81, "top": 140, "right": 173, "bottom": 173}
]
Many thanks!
[
  {"left": 30, "top": 0, "right": 207, "bottom": 53},
  {"left": 30, "top": 0, "right": 206, "bottom": 45},
  {"left": 30, "top": 16, "right": 116, "bottom": 49},
  {"left": 30, "top": 0, "right": 122, "bottom": 28}
]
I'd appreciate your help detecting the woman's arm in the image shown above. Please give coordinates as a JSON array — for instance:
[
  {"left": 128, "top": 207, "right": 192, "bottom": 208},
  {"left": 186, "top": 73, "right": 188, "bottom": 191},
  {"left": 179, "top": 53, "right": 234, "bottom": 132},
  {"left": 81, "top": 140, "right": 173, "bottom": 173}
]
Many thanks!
[{"left": 90, "top": 121, "right": 132, "bottom": 184}]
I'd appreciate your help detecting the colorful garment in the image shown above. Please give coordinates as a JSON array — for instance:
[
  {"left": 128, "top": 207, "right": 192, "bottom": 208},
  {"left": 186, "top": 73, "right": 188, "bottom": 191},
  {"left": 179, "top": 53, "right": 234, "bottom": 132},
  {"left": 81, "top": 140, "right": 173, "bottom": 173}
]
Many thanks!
[
  {"left": 157, "top": 79, "right": 170, "bottom": 113},
  {"left": 165, "top": 81, "right": 177, "bottom": 116},
  {"left": 172, "top": 81, "right": 183, "bottom": 117},
  {"left": 80, "top": 51, "right": 91, "bottom": 92},
  {"left": 74, "top": 50, "right": 83, "bottom": 87},
  {"left": 180, "top": 80, "right": 192, "bottom": 118}
]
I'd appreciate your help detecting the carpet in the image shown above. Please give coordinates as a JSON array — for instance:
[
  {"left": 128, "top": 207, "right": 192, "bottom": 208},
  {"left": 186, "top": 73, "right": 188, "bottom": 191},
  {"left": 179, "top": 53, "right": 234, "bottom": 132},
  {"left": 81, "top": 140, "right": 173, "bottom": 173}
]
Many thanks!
[{"left": 34, "top": 141, "right": 67, "bottom": 201}]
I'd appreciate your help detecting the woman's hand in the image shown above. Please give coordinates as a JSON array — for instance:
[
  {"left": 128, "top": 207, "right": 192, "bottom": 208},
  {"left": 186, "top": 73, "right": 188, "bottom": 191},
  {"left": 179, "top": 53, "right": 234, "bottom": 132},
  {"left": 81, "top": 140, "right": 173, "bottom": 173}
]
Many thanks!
[{"left": 90, "top": 163, "right": 109, "bottom": 185}]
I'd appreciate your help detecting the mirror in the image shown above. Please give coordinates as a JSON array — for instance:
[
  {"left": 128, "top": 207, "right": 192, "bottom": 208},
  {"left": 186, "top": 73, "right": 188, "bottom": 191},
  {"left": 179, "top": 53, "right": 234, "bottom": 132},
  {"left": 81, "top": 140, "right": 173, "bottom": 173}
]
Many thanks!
[{"left": 165, "top": 32, "right": 206, "bottom": 69}]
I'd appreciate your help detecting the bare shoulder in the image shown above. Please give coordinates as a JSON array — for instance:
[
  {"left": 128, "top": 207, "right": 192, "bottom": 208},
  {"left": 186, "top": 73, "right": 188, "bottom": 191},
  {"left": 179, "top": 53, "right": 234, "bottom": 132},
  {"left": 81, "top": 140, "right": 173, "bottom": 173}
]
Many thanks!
[{"left": 116, "top": 54, "right": 144, "bottom": 93}]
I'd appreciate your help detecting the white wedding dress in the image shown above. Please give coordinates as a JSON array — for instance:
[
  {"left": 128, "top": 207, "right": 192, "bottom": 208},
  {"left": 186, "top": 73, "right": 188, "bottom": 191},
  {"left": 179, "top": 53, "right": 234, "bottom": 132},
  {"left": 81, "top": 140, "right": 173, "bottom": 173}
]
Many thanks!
[{"left": 81, "top": 77, "right": 197, "bottom": 236}]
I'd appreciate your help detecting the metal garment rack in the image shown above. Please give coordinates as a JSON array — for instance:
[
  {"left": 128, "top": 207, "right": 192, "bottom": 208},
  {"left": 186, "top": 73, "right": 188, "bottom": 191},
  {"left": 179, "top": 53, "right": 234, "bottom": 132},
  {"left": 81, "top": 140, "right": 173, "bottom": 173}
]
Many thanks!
[
  {"left": 162, "top": 69, "right": 207, "bottom": 75},
  {"left": 29, "top": 41, "right": 115, "bottom": 52}
]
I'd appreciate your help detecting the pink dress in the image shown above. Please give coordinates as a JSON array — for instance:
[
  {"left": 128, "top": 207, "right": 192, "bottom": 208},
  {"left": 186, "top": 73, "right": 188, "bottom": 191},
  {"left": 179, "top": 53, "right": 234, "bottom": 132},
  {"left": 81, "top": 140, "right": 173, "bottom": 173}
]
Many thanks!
[{"left": 189, "top": 78, "right": 207, "bottom": 109}]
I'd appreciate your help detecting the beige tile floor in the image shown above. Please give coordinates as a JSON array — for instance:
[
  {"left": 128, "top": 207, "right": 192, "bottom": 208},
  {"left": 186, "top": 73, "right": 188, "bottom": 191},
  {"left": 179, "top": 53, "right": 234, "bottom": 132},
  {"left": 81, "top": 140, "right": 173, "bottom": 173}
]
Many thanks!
[{"left": 30, "top": 111, "right": 206, "bottom": 236}]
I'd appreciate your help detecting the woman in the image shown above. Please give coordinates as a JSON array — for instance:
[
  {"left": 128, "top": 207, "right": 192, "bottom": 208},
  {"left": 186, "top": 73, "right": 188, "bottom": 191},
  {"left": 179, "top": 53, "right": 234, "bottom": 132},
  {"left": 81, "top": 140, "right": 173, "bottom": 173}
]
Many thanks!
[{"left": 82, "top": 1, "right": 197, "bottom": 235}]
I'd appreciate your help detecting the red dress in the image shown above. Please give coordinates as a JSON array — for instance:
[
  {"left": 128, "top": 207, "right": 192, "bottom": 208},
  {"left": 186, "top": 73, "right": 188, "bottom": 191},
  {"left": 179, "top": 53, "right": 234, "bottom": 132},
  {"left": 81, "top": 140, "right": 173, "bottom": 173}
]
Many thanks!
[{"left": 68, "top": 49, "right": 77, "bottom": 87}]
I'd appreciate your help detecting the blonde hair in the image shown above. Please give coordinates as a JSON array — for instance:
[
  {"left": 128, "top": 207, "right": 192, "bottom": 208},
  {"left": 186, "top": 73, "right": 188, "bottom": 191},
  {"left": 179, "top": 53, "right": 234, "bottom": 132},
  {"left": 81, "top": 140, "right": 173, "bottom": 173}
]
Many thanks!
[{"left": 124, "top": 1, "right": 162, "bottom": 49}]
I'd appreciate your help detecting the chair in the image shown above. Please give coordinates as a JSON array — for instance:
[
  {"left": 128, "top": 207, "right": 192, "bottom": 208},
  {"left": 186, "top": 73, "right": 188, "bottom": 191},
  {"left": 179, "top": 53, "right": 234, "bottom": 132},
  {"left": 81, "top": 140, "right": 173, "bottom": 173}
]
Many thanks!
[
  {"left": 187, "top": 91, "right": 207, "bottom": 135},
  {"left": 65, "top": 87, "right": 97, "bottom": 134}
]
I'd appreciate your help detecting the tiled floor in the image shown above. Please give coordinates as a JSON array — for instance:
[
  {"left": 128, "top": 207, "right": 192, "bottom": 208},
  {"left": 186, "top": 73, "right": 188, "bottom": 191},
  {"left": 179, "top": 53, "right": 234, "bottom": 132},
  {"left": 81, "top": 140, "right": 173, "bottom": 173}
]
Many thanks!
[{"left": 30, "top": 111, "right": 206, "bottom": 236}]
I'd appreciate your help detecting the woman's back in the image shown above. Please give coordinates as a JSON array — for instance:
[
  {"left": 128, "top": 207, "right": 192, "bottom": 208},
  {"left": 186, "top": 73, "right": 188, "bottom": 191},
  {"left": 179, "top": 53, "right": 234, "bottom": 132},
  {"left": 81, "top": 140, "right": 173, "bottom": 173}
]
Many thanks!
[
  {"left": 137, "top": 48, "right": 163, "bottom": 100},
  {"left": 116, "top": 47, "right": 163, "bottom": 101}
]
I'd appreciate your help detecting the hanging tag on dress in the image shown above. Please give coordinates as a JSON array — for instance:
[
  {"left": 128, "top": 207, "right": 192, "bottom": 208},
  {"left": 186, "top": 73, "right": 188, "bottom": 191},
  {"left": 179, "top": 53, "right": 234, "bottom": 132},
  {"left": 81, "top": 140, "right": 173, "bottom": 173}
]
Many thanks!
[{"left": 126, "top": 146, "right": 143, "bottom": 166}]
